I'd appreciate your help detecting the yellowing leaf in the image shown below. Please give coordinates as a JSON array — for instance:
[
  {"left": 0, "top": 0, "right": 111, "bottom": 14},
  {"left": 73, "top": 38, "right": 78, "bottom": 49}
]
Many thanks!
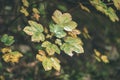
[
  {"left": 63, "top": 21, "right": 77, "bottom": 31},
  {"left": 36, "top": 50, "right": 61, "bottom": 71},
  {"left": 68, "top": 29, "right": 81, "bottom": 37},
  {"left": 113, "top": 0, "right": 120, "bottom": 10},
  {"left": 79, "top": 3, "right": 90, "bottom": 13},
  {"left": 41, "top": 41, "right": 51, "bottom": 47},
  {"left": 36, "top": 50, "right": 46, "bottom": 62},
  {"left": 65, "top": 37, "right": 83, "bottom": 45},
  {"left": 31, "top": 33, "right": 45, "bottom": 42},
  {"left": 90, "top": 0, "right": 119, "bottom": 22},
  {"left": 32, "top": 8, "right": 40, "bottom": 14},
  {"left": 101, "top": 55, "right": 109, "bottom": 63},
  {"left": 42, "top": 57, "right": 61, "bottom": 71},
  {"left": 22, "top": 0, "right": 29, "bottom": 7},
  {"left": 23, "top": 26, "right": 34, "bottom": 35},
  {"left": 82, "top": 27, "right": 91, "bottom": 39},
  {"left": 42, "top": 58, "right": 52, "bottom": 71},
  {"left": 32, "top": 8, "right": 40, "bottom": 21},
  {"left": 23, "top": 20, "right": 45, "bottom": 42},
  {"left": 42, "top": 41, "right": 60, "bottom": 55},
  {"left": 95, "top": 56, "right": 101, "bottom": 62},
  {"left": 94, "top": 49, "right": 109, "bottom": 63},
  {"left": 61, "top": 37, "right": 84, "bottom": 56},
  {"left": 107, "top": 7, "right": 119, "bottom": 22},
  {"left": 33, "top": 13, "right": 40, "bottom": 21},
  {"left": 50, "top": 10, "right": 78, "bottom": 38},
  {"left": 55, "top": 39, "right": 62, "bottom": 46},
  {"left": 94, "top": 49, "right": 101, "bottom": 57},
  {"left": 50, "top": 57, "right": 61, "bottom": 71},
  {"left": 1, "top": 47, "right": 12, "bottom": 53},
  {"left": 2, "top": 51, "right": 23, "bottom": 63},
  {"left": 52, "top": 10, "right": 72, "bottom": 24},
  {"left": 20, "top": 7, "right": 29, "bottom": 16}
]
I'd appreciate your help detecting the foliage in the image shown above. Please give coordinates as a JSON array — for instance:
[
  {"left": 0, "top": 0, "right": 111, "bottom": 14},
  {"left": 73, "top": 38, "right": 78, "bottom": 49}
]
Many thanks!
[
  {"left": 23, "top": 9, "right": 84, "bottom": 71},
  {"left": 0, "top": 34, "right": 15, "bottom": 46},
  {"left": 89, "top": 0, "right": 119, "bottom": 22},
  {"left": 23, "top": 20, "right": 45, "bottom": 42},
  {"left": 0, "top": 0, "right": 120, "bottom": 80},
  {"left": 1, "top": 48, "right": 23, "bottom": 63}
]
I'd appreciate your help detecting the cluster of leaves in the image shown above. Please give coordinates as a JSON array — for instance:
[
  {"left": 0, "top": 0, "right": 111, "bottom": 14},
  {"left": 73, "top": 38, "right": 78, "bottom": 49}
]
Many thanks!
[
  {"left": 23, "top": 8, "right": 84, "bottom": 71},
  {"left": 0, "top": 34, "right": 23, "bottom": 63},
  {"left": 79, "top": 0, "right": 120, "bottom": 22},
  {"left": 1, "top": 48, "right": 23, "bottom": 63},
  {"left": 89, "top": 0, "right": 119, "bottom": 22},
  {"left": 94, "top": 49, "right": 109, "bottom": 63}
]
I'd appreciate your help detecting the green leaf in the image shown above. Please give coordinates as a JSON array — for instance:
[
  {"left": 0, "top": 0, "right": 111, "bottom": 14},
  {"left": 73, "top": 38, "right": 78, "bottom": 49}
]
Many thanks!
[
  {"left": 0, "top": 34, "right": 15, "bottom": 46},
  {"left": 42, "top": 41, "right": 60, "bottom": 55},
  {"left": 23, "top": 20, "right": 45, "bottom": 42},
  {"left": 60, "top": 37, "right": 84, "bottom": 56},
  {"left": 49, "top": 24, "right": 66, "bottom": 38},
  {"left": 57, "top": 5, "right": 68, "bottom": 11}
]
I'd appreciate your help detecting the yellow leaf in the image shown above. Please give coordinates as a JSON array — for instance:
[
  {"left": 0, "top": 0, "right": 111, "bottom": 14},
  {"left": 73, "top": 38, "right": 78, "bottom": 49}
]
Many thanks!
[
  {"left": 68, "top": 29, "right": 81, "bottom": 37},
  {"left": 101, "top": 55, "right": 109, "bottom": 63},
  {"left": 38, "top": 50, "right": 46, "bottom": 56},
  {"left": 36, "top": 54, "right": 46, "bottom": 62},
  {"left": 22, "top": 0, "right": 29, "bottom": 7},
  {"left": 95, "top": 56, "right": 101, "bottom": 62},
  {"left": 1, "top": 47, "right": 12, "bottom": 53},
  {"left": 55, "top": 39, "right": 62, "bottom": 46},
  {"left": 79, "top": 3, "right": 91, "bottom": 13},
  {"left": 20, "top": 7, "right": 29, "bottom": 16},
  {"left": 32, "top": 8, "right": 40, "bottom": 21},
  {"left": 32, "top": 8, "right": 40, "bottom": 14},
  {"left": 2, "top": 51, "right": 23, "bottom": 63},
  {"left": 50, "top": 57, "right": 61, "bottom": 71},
  {"left": 82, "top": 27, "right": 91, "bottom": 39},
  {"left": 94, "top": 49, "right": 101, "bottom": 57},
  {"left": 52, "top": 10, "right": 72, "bottom": 24},
  {"left": 36, "top": 50, "right": 47, "bottom": 62},
  {"left": 113, "top": 0, "right": 120, "bottom": 10},
  {"left": 42, "top": 58, "right": 52, "bottom": 71},
  {"left": 33, "top": 13, "right": 40, "bottom": 21}
]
